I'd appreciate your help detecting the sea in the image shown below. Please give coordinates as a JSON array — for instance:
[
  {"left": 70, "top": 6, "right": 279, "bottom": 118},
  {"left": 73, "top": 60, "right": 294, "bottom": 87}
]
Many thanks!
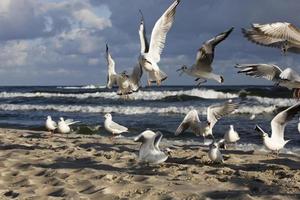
[{"left": 0, "top": 85, "right": 299, "bottom": 152}]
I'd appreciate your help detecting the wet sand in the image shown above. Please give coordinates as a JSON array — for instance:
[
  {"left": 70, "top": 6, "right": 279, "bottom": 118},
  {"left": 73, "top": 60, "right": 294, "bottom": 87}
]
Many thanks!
[{"left": 0, "top": 128, "right": 299, "bottom": 199}]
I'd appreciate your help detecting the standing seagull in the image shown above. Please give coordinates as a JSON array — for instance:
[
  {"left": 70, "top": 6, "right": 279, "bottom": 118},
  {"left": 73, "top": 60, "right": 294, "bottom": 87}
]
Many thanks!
[
  {"left": 45, "top": 116, "right": 57, "bottom": 133},
  {"left": 175, "top": 101, "right": 238, "bottom": 141},
  {"left": 139, "top": 0, "right": 180, "bottom": 86},
  {"left": 106, "top": 44, "right": 143, "bottom": 97},
  {"left": 208, "top": 139, "right": 225, "bottom": 163},
  {"left": 134, "top": 130, "right": 168, "bottom": 164},
  {"left": 57, "top": 117, "right": 80, "bottom": 134},
  {"left": 254, "top": 103, "right": 300, "bottom": 154},
  {"left": 104, "top": 113, "right": 128, "bottom": 138},
  {"left": 235, "top": 63, "right": 300, "bottom": 98},
  {"left": 224, "top": 125, "right": 240, "bottom": 147},
  {"left": 242, "top": 22, "right": 300, "bottom": 55},
  {"left": 177, "top": 27, "right": 234, "bottom": 85}
]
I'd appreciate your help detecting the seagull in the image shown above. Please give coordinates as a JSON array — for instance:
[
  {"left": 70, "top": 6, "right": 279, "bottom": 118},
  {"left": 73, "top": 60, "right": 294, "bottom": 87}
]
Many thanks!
[
  {"left": 250, "top": 114, "right": 256, "bottom": 120},
  {"left": 235, "top": 63, "right": 300, "bottom": 98},
  {"left": 242, "top": 22, "right": 300, "bottom": 55},
  {"left": 57, "top": 117, "right": 79, "bottom": 134},
  {"left": 298, "top": 118, "right": 300, "bottom": 134},
  {"left": 138, "top": 0, "right": 180, "bottom": 86},
  {"left": 175, "top": 101, "right": 238, "bottom": 141},
  {"left": 254, "top": 102, "right": 300, "bottom": 154},
  {"left": 45, "top": 116, "right": 57, "bottom": 133},
  {"left": 208, "top": 139, "right": 225, "bottom": 163},
  {"left": 177, "top": 27, "right": 234, "bottom": 85},
  {"left": 134, "top": 130, "right": 168, "bottom": 164},
  {"left": 224, "top": 125, "right": 240, "bottom": 145},
  {"left": 106, "top": 44, "right": 143, "bottom": 97},
  {"left": 104, "top": 113, "right": 128, "bottom": 138}
]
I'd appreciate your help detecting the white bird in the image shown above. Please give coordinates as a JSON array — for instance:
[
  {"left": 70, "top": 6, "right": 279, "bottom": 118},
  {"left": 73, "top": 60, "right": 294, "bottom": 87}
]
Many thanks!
[
  {"left": 250, "top": 114, "right": 256, "bottom": 120},
  {"left": 175, "top": 101, "right": 238, "bottom": 140},
  {"left": 57, "top": 117, "right": 79, "bottom": 134},
  {"left": 298, "top": 118, "right": 300, "bottom": 134},
  {"left": 208, "top": 139, "right": 225, "bottom": 163},
  {"left": 104, "top": 113, "right": 128, "bottom": 137},
  {"left": 224, "top": 125, "right": 240, "bottom": 144},
  {"left": 254, "top": 102, "right": 300, "bottom": 154},
  {"left": 138, "top": 0, "right": 180, "bottom": 86},
  {"left": 134, "top": 130, "right": 168, "bottom": 164},
  {"left": 177, "top": 27, "right": 234, "bottom": 85},
  {"left": 106, "top": 44, "right": 143, "bottom": 97},
  {"left": 235, "top": 64, "right": 300, "bottom": 98},
  {"left": 242, "top": 22, "right": 300, "bottom": 55},
  {"left": 45, "top": 116, "right": 57, "bottom": 133}
]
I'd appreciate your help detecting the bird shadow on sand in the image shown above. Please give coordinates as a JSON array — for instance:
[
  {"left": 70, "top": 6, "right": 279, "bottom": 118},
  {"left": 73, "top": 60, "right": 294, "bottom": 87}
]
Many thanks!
[
  {"left": 33, "top": 157, "right": 168, "bottom": 176},
  {"left": 261, "top": 157, "right": 300, "bottom": 170},
  {"left": 0, "top": 142, "right": 48, "bottom": 151},
  {"left": 78, "top": 142, "right": 136, "bottom": 153}
]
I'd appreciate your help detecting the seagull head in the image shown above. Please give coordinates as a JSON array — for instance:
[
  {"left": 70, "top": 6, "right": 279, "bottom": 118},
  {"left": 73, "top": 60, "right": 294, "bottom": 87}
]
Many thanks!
[
  {"left": 134, "top": 130, "right": 156, "bottom": 143},
  {"left": 104, "top": 113, "right": 112, "bottom": 120},
  {"left": 176, "top": 65, "right": 187, "bottom": 76},
  {"left": 121, "top": 71, "right": 129, "bottom": 78},
  {"left": 281, "top": 40, "right": 289, "bottom": 55},
  {"left": 47, "top": 116, "right": 51, "bottom": 120}
]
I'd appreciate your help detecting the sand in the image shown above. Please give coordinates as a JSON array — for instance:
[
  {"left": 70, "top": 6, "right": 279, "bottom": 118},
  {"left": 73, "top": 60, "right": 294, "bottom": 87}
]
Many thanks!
[{"left": 0, "top": 128, "right": 299, "bottom": 200}]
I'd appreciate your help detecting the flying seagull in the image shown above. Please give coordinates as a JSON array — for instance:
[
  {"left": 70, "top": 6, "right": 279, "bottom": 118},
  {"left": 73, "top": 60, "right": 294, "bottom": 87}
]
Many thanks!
[
  {"left": 134, "top": 130, "right": 168, "bottom": 164},
  {"left": 255, "top": 102, "right": 300, "bottom": 154},
  {"left": 104, "top": 113, "right": 128, "bottom": 138},
  {"left": 242, "top": 22, "right": 300, "bottom": 55},
  {"left": 138, "top": 0, "right": 180, "bottom": 86},
  {"left": 45, "top": 116, "right": 57, "bottom": 133},
  {"left": 57, "top": 117, "right": 79, "bottom": 134},
  {"left": 177, "top": 27, "right": 234, "bottom": 85},
  {"left": 106, "top": 44, "right": 143, "bottom": 97},
  {"left": 235, "top": 63, "right": 300, "bottom": 98},
  {"left": 175, "top": 100, "right": 238, "bottom": 141}
]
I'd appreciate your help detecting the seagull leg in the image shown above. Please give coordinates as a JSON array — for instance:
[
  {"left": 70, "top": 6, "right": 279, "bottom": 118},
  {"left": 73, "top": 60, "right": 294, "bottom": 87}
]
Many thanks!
[
  {"left": 194, "top": 78, "right": 200, "bottom": 82},
  {"left": 147, "top": 80, "right": 151, "bottom": 87},
  {"left": 196, "top": 79, "right": 207, "bottom": 86},
  {"left": 157, "top": 79, "right": 161, "bottom": 86}
]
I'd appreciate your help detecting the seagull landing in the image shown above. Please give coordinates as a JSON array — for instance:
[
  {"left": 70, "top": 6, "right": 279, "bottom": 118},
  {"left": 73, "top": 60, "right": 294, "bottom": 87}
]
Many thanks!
[
  {"left": 138, "top": 0, "right": 180, "bottom": 86},
  {"left": 177, "top": 27, "right": 234, "bottom": 85},
  {"left": 45, "top": 116, "right": 57, "bottom": 133},
  {"left": 57, "top": 117, "right": 79, "bottom": 134},
  {"left": 242, "top": 22, "right": 300, "bottom": 55},
  {"left": 106, "top": 44, "right": 143, "bottom": 98},
  {"left": 104, "top": 113, "right": 128, "bottom": 139},
  {"left": 254, "top": 103, "right": 300, "bottom": 154},
  {"left": 235, "top": 63, "right": 300, "bottom": 98},
  {"left": 174, "top": 100, "right": 238, "bottom": 143},
  {"left": 134, "top": 130, "right": 168, "bottom": 164}
]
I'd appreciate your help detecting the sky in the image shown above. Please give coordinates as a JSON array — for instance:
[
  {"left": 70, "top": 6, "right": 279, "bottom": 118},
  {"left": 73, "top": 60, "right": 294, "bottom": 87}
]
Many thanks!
[{"left": 0, "top": 0, "right": 300, "bottom": 86}]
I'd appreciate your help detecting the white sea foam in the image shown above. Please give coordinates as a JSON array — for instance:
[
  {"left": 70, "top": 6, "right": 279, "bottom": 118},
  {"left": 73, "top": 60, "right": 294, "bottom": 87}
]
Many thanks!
[
  {"left": 0, "top": 88, "right": 238, "bottom": 100},
  {"left": 0, "top": 103, "right": 277, "bottom": 115},
  {"left": 57, "top": 85, "right": 106, "bottom": 89},
  {"left": 247, "top": 96, "right": 297, "bottom": 107}
]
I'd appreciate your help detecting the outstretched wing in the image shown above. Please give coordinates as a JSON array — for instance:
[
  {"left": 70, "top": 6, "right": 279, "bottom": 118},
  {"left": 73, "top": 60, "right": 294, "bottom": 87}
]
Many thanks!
[
  {"left": 271, "top": 103, "right": 300, "bottom": 140},
  {"left": 139, "top": 10, "right": 149, "bottom": 53},
  {"left": 148, "top": 0, "right": 180, "bottom": 63},
  {"left": 235, "top": 63, "right": 282, "bottom": 82},
  {"left": 195, "top": 27, "right": 234, "bottom": 70},
  {"left": 175, "top": 109, "right": 200, "bottom": 136},
  {"left": 65, "top": 119, "right": 80, "bottom": 126},
  {"left": 106, "top": 44, "right": 118, "bottom": 89},
  {"left": 207, "top": 101, "right": 238, "bottom": 128}
]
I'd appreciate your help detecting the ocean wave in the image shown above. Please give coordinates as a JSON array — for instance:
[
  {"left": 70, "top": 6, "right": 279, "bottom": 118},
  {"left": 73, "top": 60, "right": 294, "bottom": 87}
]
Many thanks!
[
  {"left": 0, "top": 103, "right": 277, "bottom": 115},
  {"left": 57, "top": 85, "right": 106, "bottom": 89},
  {"left": 0, "top": 88, "right": 238, "bottom": 100},
  {"left": 247, "top": 96, "right": 297, "bottom": 107}
]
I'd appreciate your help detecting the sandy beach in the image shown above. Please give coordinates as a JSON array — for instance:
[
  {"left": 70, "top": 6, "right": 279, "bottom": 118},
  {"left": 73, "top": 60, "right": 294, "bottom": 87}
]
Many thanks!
[{"left": 0, "top": 128, "right": 299, "bottom": 200}]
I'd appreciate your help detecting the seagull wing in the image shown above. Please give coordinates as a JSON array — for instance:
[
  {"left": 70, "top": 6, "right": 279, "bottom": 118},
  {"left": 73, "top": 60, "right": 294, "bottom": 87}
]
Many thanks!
[
  {"left": 235, "top": 63, "right": 282, "bottom": 82},
  {"left": 52, "top": 120, "right": 57, "bottom": 127},
  {"left": 154, "top": 131, "right": 163, "bottom": 151},
  {"left": 271, "top": 103, "right": 300, "bottom": 140},
  {"left": 65, "top": 119, "right": 80, "bottom": 126},
  {"left": 175, "top": 109, "right": 200, "bottom": 136},
  {"left": 280, "top": 68, "right": 300, "bottom": 81},
  {"left": 110, "top": 120, "right": 128, "bottom": 132},
  {"left": 242, "top": 27, "right": 286, "bottom": 48},
  {"left": 106, "top": 44, "right": 118, "bottom": 89},
  {"left": 129, "top": 63, "right": 143, "bottom": 92},
  {"left": 195, "top": 27, "right": 234, "bottom": 71},
  {"left": 207, "top": 101, "right": 238, "bottom": 128},
  {"left": 253, "top": 22, "right": 300, "bottom": 42},
  {"left": 148, "top": 0, "right": 180, "bottom": 63},
  {"left": 139, "top": 10, "right": 149, "bottom": 53}
]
